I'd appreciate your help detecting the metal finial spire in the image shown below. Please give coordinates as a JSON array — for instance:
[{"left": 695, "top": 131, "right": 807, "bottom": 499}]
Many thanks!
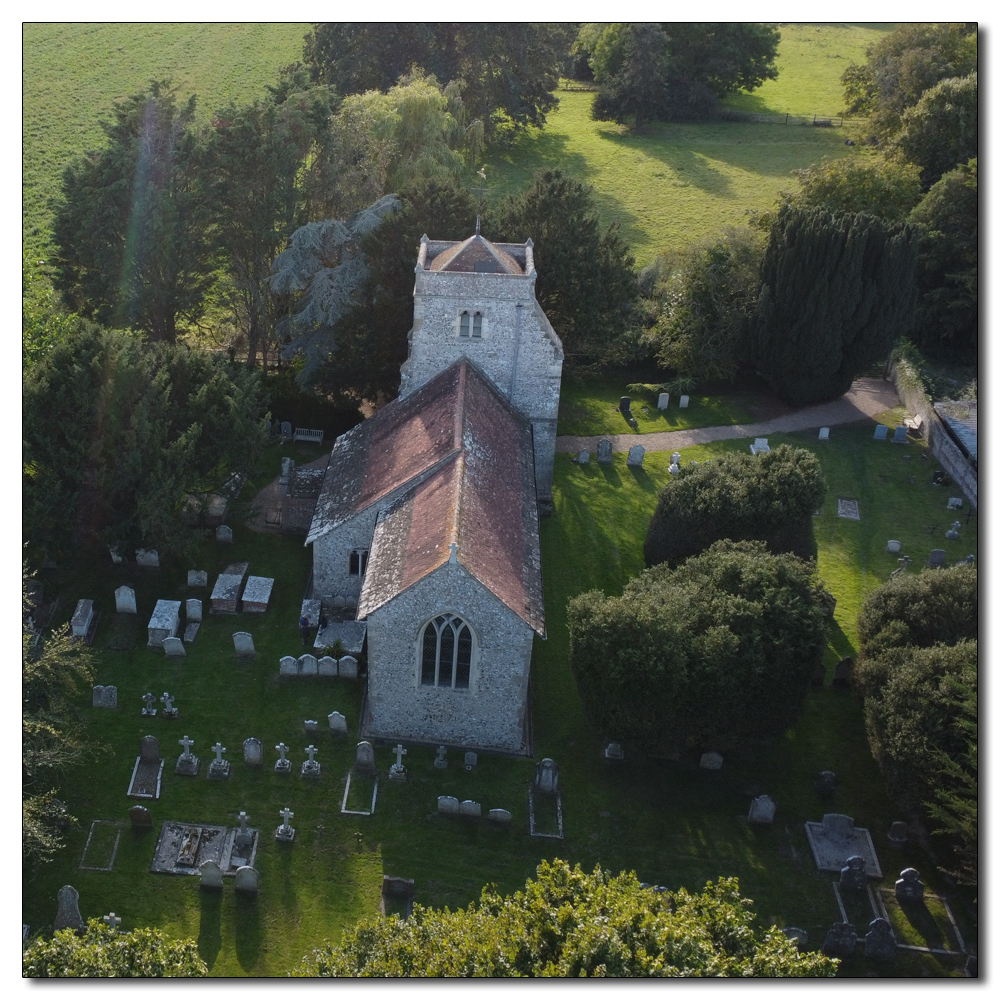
[{"left": 474, "top": 167, "right": 488, "bottom": 234}]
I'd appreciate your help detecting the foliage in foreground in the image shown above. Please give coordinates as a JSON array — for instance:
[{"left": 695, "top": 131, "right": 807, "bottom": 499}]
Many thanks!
[
  {"left": 568, "top": 541, "right": 828, "bottom": 752},
  {"left": 644, "top": 445, "right": 826, "bottom": 569},
  {"left": 23, "top": 919, "right": 207, "bottom": 977},
  {"left": 291, "top": 860, "right": 837, "bottom": 977}
]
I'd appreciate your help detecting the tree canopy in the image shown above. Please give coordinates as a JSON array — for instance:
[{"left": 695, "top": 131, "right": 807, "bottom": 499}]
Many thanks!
[
  {"left": 292, "top": 859, "right": 837, "bottom": 977},
  {"left": 569, "top": 540, "right": 829, "bottom": 752},
  {"left": 788, "top": 155, "right": 923, "bottom": 222}
]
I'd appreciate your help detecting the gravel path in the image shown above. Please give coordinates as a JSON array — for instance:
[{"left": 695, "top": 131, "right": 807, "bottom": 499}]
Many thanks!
[{"left": 555, "top": 378, "right": 900, "bottom": 454}]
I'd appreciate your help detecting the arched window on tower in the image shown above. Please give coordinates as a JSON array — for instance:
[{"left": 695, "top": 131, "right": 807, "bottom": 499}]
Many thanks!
[
  {"left": 459, "top": 311, "right": 471, "bottom": 337},
  {"left": 419, "top": 614, "right": 474, "bottom": 689},
  {"left": 472, "top": 311, "right": 483, "bottom": 338}
]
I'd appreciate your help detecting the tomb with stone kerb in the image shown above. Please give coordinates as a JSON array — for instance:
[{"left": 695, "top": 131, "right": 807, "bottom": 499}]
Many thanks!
[
  {"left": 240, "top": 576, "right": 274, "bottom": 613},
  {"left": 210, "top": 562, "right": 249, "bottom": 614},
  {"left": 804, "top": 813, "right": 882, "bottom": 877},
  {"left": 127, "top": 735, "right": 164, "bottom": 800},
  {"left": 147, "top": 600, "right": 181, "bottom": 648}
]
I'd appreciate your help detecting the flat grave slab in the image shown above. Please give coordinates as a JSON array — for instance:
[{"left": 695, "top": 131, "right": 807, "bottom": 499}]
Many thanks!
[
  {"left": 804, "top": 813, "right": 882, "bottom": 877},
  {"left": 837, "top": 498, "right": 861, "bottom": 520},
  {"left": 210, "top": 563, "right": 249, "bottom": 614},
  {"left": 79, "top": 820, "right": 121, "bottom": 871},
  {"left": 150, "top": 821, "right": 259, "bottom": 876},
  {"left": 241, "top": 576, "right": 274, "bottom": 613},
  {"left": 147, "top": 600, "right": 181, "bottom": 647},
  {"left": 315, "top": 619, "right": 368, "bottom": 656}
]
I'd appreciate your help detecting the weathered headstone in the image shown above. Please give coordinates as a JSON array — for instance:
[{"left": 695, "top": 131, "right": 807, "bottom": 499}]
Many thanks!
[
  {"left": 115, "top": 586, "right": 137, "bottom": 615},
  {"left": 333, "top": 595, "right": 346, "bottom": 609},
  {"left": 304, "top": 719, "right": 319, "bottom": 735},
  {"left": 873, "top": 425, "right": 888, "bottom": 441},
  {"left": 187, "top": 570, "right": 208, "bottom": 587},
  {"left": 700, "top": 751, "right": 723, "bottom": 770},
  {"left": 840, "top": 855, "right": 869, "bottom": 891},
  {"left": 318, "top": 656, "right": 338, "bottom": 676},
  {"left": 894, "top": 868, "right": 925, "bottom": 902},
  {"left": 864, "top": 918, "right": 897, "bottom": 961},
  {"left": 822, "top": 922, "right": 857, "bottom": 957},
  {"left": 275, "top": 807, "right": 295, "bottom": 843},
  {"left": 818, "top": 427, "right": 830, "bottom": 441},
  {"left": 438, "top": 795, "right": 460, "bottom": 815},
  {"left": 216, "top": 525, "right": 233, "bottom": 543},
  {"left": 243, "top": 737, "right": 263, "bottom": 768},
  {"left": 199, "top": 860, "right": 223, "bottom": 890},
  {"left": 626, "top": 445, "right": 645, "bottom": 468},
  {"left": 71, "top": 599, "right": 94, "bottom": 638},
  {"left": 679, "top": 395, "right": 690, "bottom": 408},
  {"left": 160, "top": 693, "right": 178, "bottom": 719},
  {"left": 814, "top": 770, "right": 837, "bottom": 795},
  {"left": 128, "top": 805, "right": 153, "bottom": 831},
  {"left": 54, "top": 885, "right": 84, "bottom": 932},
  {"left": 892, "top": 426, "right": 908, "bottom": 444},
  {"left": 619, "top": 395, "right": 631, "bottom": 414},
  {"left": 301, "top": 745, "right": 321, "bottom": 777},
  {"left": 128, "top": 735, "right": 164, "bottom": 799},
  {"left": 783, "top": 928, "right": 808, "bottom": 950},
  {"left": 887, "top": 821, "right": 909, "bottom": 849},
  {"left": 109, "top": 545, "right": 122, "bottom": 565},
  {"left": 928, "top": 549, "right": 946, "bottom": 568},
  {"left": 488, "top": 808, "right": 513, "bottom": 825},
  {"left": 136, "top": 548, "right": 160, "bottom": 568},
  {"left": 147, "top": 600, "right": 181, "bottom": 647},
  {"left": 274, "top": 742, "right": 291, "bottom": 774},
  {"left": 279, "top": 655, "right": 299, "bottom": 676},
  {"left": 186, "top": 599, "right": 203, "bottom": 623},
  {"left": 183, "top": 623, "right": 201, "bottom": 643},
  {"left": 208, "top": 742, "right": 230, "bottom": 780},
  {"left": 345, "top": 596, "right": 358, "bottom": 610},
  {"left": 434, "top": 746, "right": 448, "bottom": 769},
  {"left": 299, "top": 653, "right": 318, "bottom": 675},
  {"left": 747, "top": 795, "right": 776, "bottom": 825},
  {"left": 142, "top": 692, "right": 157, "bottom": 717},
  {"left": 354, "top": 741, "right": 376, "bottom": 774},
  {"left": 604, "top": 742, "right": 624, "bottom": 760},
  {"left": 338, "top": 655, "right": 358, "bottom": 680},
  {"left": 163, "top": 636, "right": 185, "bottom": 657},
  {"left": 947, "top": 497, "right": 963, "bottom": 510},
  {"left": 92, "top": 685, "right": 117, "bottom": 708},
  {"left": 534, "top": 758, "right": 559, "bottom": 794},
  {"left": 596, "top": 439, "right": 613, "bottom": 464},
  {"left": 945, "top": 520, "right": 961, "bottom": 541},
  {"left": 328, "top": 711, "right": 348, "bottom": 735},
  {"left": 886, "top": 540, "right": 901, "bottom": 554},
  {"left": 576, "top": 449, "right": 590, "bottom": 464},
  {"left": 459, "top": 800, "right": 481, "bottom": 818},
  {"left": 233, "top": 632, "right": 255, "bottom": 657},
  {"left": 658, "top": 393, "right": 669, "bottom": 410},
  {"left": 464, "top": 752, "right": 478, "bottom": 771}
]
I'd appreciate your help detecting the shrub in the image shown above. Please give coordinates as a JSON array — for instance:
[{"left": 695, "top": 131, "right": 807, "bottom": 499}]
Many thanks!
[
  {"left": 568, "top": 540, "right": 828, "bottom": 752},
  {"left": 644, "top": 445, "right": 825, "bottom": 569}
]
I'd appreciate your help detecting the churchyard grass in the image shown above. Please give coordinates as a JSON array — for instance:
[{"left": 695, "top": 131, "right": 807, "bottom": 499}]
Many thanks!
[{"left": 25, "top": 419, "right": 974, "bottom": 975}]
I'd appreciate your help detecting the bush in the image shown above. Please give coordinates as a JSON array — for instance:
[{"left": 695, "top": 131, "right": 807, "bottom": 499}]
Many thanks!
[
  {"left": 644, "top": 445, "right": 825, "bottom": 569},
  {"left": 568, "top": 540, "right": 828, "bottom": 752}
]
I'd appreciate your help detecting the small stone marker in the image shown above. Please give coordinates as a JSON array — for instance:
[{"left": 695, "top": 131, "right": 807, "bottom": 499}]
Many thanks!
[
  {"left": 243, "top": 737, "right": 263, "bottom": 768},
  {"left": 700, "top": 751, "right": 723, "bottom": 770},
  {"left": 945, "top": 520, "right": 961, "bottom": 541},
  {"left": 488, "top": 808, "right": 513, "bottom": 825},
  {"left": 186, "top": 599, "right": 202, "bottom": 623},
  {"left": 887, "top": 821, "right": 909, "bottom": 849},
  {"left": 128, "top": 805, "right": 153, "bottom": 831},
  {"left": 345, "top": 596, "right": 358, "bottom": 610},
  {"left": 71, "top": 599, "right": 94, "bottom": 638},
  {"left": 818, "top": 427, "right": 830, "bottom": 440},
  {"left": 534, "top": 758, "right": 559, "bottom": 794},
  {"left": 328, "top": 711, "right": 348, "bottom": 735},
  {"left": 276, "top": 807, "right": 295, "bottom": 842},
  {"left": 886, "top": 540, "right": 901, "bottom": 553},
  {"left": 873, "top": 425, "right": 888, "bottom": 441},
  {"left": 670, "top": 451, "right": 681, "bottom": 465},
  {"left": 92, "top": 685, "right": 117, "bottom": 708},
  {"left": 102, "top": 912, "right": 121, "bottom": 933},
  {"left": 619, "top": 395, "right": 631, "bottom": 414},
  {"left": 338, "top": 655, "right": 358, "bottom": 680},
  {"left": 892, "top": 425, "right": 908, "bottom": 444},
  {"left": 928, "top": 549, "right": 946, "bottom": 568},
  {"left": 234, "top": 810, "right": 253, "bottom": 850},
  {"left": 233, "top": 632, "right": 255, "bottom": 657},
  {"left": 109, "top": 545, "right": 123, "bottom": 564},
  {"left": 163, "top": 636, "right": 185, "bottom": 657},
  {"left": 839, "top": 855, "right": 868, "bottom": 891},
  {"left": 54, "top": 885, "right": 84, "bottom": 932},
  {"left": 894, "top": 868, "right": 924, "bottom": 902},
  {"left": 747, "top": 795, "right": 776, "bottom": 825},
  {"left": 658, "top": 393, "right": 669, "bottom": 410},
  {"left": 160, "top": 692, "right": 178, "bottom": 719},
  {"left": 626, "top": 445, "right": 645, "bottom": 468},
  {"left": 187, "top": 570, "right": 208, "bottom": 587},
  {"left": 947, "top": 497, "right": 963, "bottom": 510},
  {"left": 275, "top": 742, "right": 291, "bottom": 774},
  {"left": 434, "top": 746, "right": 448, "bottom": 769},
  {"left": 304, "top": 719, "right": 319, "bottom": 735},
  {"left": 299, "top": 653, "right": 318, "bottom": 675},
  {"left": 604, "top": 742, "right": 624, "bottom": 760},
  {"left": 318, "top": 656, "right": 338, "bottom": 676},
  {"left": 354, "top": 741, "right": 376, "bottom": 774},
  {"left": 208, "top": 742, "right": 230, "bottom": 780},
  {"left": 596, "top": 439, "right": 613, "bottom": 464},
  {"left": 281, "top": 421, "right": 292, "bottom": 439},
  {"left": 438, "top": 795, "right": 460, "bottom": 815},
  {"left": 822, "top": 922, "right": 857, "bottom": 958},
  {"left": 199, "top": 860, "right": 223, "bottom": 890},
  {"left": 814, "top": 770, "right": 837, "bottom": 795},
  {"left": 389, "top": 744, "right": 408, "bottom": 782},
  {"left": 464, "top": 752, "right": 478, "bottom": 771},
  {"left": 136, "top": 548, "right": 160, "bottom": 568},
  {"left": 864, "top": 918, "right": 897, "bottom": 961},
  {"left": 333, "top": 595, "right": 346, "bottom": 609},
  {"left": 679, "top": 394, "right": 689, "bottom": 408},
  {"left": 115, "top": 586, "right": 137, "bottom": 614},
  {"left": 459, "top": 800, "right": 482, "bottom": 818},
  {"left": 216, "top": 525, "right": 233, "bottom": 543},
  {"left": 279, "top": 655, "right": 299, "bottom": 676},
  {"left": 301, "top": 745, "right": 321, "bottom": 776},
  {"left": 783, "top": 928, "right": 808, "bottom": 950},
  {"left": 142, "top": 692, "right": 157, "bottom": 716},
  {"left": 576, "top": 449, "right": 590, "bottom": 464},
  {"left": 176, "top": 735, "right": 199, "bottom": 776}
]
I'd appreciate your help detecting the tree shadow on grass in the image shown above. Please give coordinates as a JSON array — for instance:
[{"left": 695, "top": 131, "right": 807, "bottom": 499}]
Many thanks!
[
  {"left": 197, "top": 889, "right": 222, "bottom": 971},
  {"left": 234, "top": 891, "right": 264, "bottom": 973}
]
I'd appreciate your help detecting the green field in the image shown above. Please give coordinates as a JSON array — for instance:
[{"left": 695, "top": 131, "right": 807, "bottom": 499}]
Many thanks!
[{"left": 23, "top": 427, "right": 976, "bottom": 976}]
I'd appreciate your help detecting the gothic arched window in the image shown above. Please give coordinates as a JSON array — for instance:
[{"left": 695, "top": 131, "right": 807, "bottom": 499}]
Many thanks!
[
  {"left": 419, "top": 614, "right": 474, "bottom": 689},
  {"left": 472, "top": 311, "right": 483, "bottom": 338},
  {"left": 459, "top": 311, "right": 471, "bottom": 337}
]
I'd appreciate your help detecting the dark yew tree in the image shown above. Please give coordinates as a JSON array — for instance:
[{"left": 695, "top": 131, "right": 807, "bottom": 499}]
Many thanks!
[
  {"left": 749, "top": 205, "right": 918, "bottom": 405},
  {"left": 52, "top": 81, "right": 214, "bottom": 341}
]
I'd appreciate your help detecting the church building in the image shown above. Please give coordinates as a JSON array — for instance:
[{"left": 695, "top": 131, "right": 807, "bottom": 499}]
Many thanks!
[{"left": 305, "top": 230, "right": 564, "bottom": 753}]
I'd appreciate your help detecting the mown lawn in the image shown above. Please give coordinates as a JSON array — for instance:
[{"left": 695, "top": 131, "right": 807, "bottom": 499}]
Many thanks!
[{"left": 24, "top": 419, "right": 975, "bottom": 976}]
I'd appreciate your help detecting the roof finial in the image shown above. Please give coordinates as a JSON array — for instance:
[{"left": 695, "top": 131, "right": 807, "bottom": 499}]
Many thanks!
[
  {"left": 448, "top": 542, "right": 459, "bottom": 564},
  {"left": 475, "top": 214, "right": 481, "bottom": 236},
  {"left": 474, "top": 167, "right": 488, "bottom": 236}
]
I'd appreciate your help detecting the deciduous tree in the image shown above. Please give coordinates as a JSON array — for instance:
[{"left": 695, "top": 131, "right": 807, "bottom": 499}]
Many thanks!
[{"left": 789, "top": 155, "right": 923, "bottom": 222}]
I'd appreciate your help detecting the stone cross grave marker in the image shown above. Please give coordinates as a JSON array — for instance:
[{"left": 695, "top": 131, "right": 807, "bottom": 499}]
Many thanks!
[
  {"left": 389, "top": 744, "right": 407, "bottom": 782},
  {"left": 355, "top": 741, "right": 376, "bottom": 774},
  {"left": 142, "top": 692, "right": 157, "bottom": 716},
  {"left": 302, "top": 744, "right": 321, "bottom": 776},
  {"left": 54, "top": 885, "right": 84, "bottom": 932},
  {"left": 115, "top": 586, "right": 137, "bottom": 615},
  {"left": 208, "top": 742, "right": 230, "bottom": 780},
  {"left": 596, "top": 439, "right": 613, "bottom": 464},
  {"left": 233, "top": 632, "right": 255, "bottom": 657},
  {"left": 276, "top": 807, "right": 295, "bottom": 842},
  {"left": 275, "top": 742, "right": 291, "bottom": 774},
  {"left": 186, "top": 599, "right": 202, "bottom": 623},
  {"left": 235, "top": 810, "right": 252, "bottom": 849},
  {"left": 176, "top": 734, "right": 199, "bottom": 776},
  {"left": 243, "top": 737, "right": 263, "bottom": 768},
  {"left": 434, "top": 746, "right": 448, "bottom": 769},
  {"left": 946, "top": 520, "right": 961, "bottom": 541},
  {"left": 161, "top": 692, "right": 178, "bottom": 718},
  {"left": 102, "top": 913, "right": 121, "bottom": 933}
]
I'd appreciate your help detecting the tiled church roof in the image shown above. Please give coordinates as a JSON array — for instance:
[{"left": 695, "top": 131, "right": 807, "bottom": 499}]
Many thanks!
[{"left": 427, "top": 234, "right": 523, "bottom": 274}]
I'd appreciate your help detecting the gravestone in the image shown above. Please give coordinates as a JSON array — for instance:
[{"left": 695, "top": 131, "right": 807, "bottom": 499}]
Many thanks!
[
  {"left": 873, "top": 425, "right": 888, "bottom": 441},
  {"left": 604, "top": 742, "right": 624, "bottom": 760},
  {"left": 333, "top": 595, "right": 346, "bottom": 609},
  {"left": 534, "top": 758, "right": 559, "bottom": 794},
  {"left": 679, "top": 394, "right": 689, "bottom": 408},
  {"left": 840, "top": 855, "right": 869, "bottom": 891},
  {"left": 670, "top": 451, "right": 681, "bottom": 465},
  {"left": 276, "top": 807, "right": 295, "bottom": 842},
  {"left": 338, "top": 655, "right": 358, "bottom": 680},
  {"left": 438, "top": 795, "right": 460, "bottom": 815},
  {"left": 163, "top": 636, "right": 185, "bottom": 657},
  {"left": 211, "top": 563, "right": 249, "bottom": 613},
  {"left": 626, "top": 445, "right": 645, "bottom": 468},
  {"left": 71, "top": 599, "right": 94, "bottom": 638},
  {"left": 945, "top": 520, "right": 961, "bottom": 541},
  {"left": 301, "top": 745, "right": 321, "bottom": 777},
  {"left": 576, "top": 449, "right": 590, "bottom": 464},
  {"left": 304, "top": 720, "right": 319, "bottom": 735},
  {"left": 822, "top": 922, "right": 857, "bottom": 958},
  {"left": 892, "top": 426, "right": 908, "bottom": 444},
  {"left": 176, "top": 735, "right": 199, "bottom": 776},
  {"left": 243, "top": 738, "right": 263, "bottom": 768},
  {"left": 886, "top": 540, "right": 901, "bottom": 554},
  {"left": 274, "top": 743, "right": 291, "bottom": 774},
  {"left": 464, "top": 752, "right": 478, "bottom": 771},
  {"left": 947, "top": 497, "right": 963, "bottom": 510},
  {"left": 747, "top": 795, "right": 776, "bottom": 825},
  {"left": 318, "top": 656, "right": 338, "bottom": 676},
  {"left": 619, "top": 395, "right": 631, "bottom": 414},
  {"left": 216, "top": 525, "right": 233, "bottom": 543},
  {"left": 818, "top": 427, "right": 830, "bottom": 441},
  {"left": 345, "top": 596, "right": 358, "bottom": 610},
  {"left": 54, "top": 885, "right": 84, "bottom": 932},
  {"left": 894, "top": 868, "right": 925, "bottom": 902},
  {"left": 127, "top": 735, "right": 164, "bottom": 799},
  {"left": 299, "top": 654, "right": 318, "bottom": 675},
  {"left": 783, "top": 928, "right": 808, "bottom": 950},
  {"left": 280, "top": 421, "right": 292, "bottom": 439},
  {"left": 928, "top": 549, "right": 946, "bottom": 568},
  {"left": 658, "top": 393, "right": 669, "bottom": 410},
  {"left": 596, "top": 439, "right": 613, "bottom": 464},
  {"left": 115, "top": 586, "right": 137, "bottom": 615},
  {"left": 459, "top": 800, "right": 481, "bottom": 818},
  {"left": 328, "top": 711, "right": 348, "bottom": 735},
  {"left": 92, "top": 685, "right": 117, "bottom": 708},
  {"left": 864, "top": 918, "right": 897, "bottom": 961},
  {"left": 109, "top": 545, "right": 122, "bottom": 564},
  {"left": 233, "top": 632, "right": 255, "bottom": 657},
  {"left": 147, "top": 600, "right": 181, "bottom": 647},
  {"left": 887, "top": 821, "right": 909, "bottom": 850},
  {"left": 354, "top": 741, "right": 376, "bottom": 774},
  {"left": 159, "top": 691, "right": 177, "bottom": 718},
  {"left": 488, "top": 808, "right": 513, "bottom": 825},
  {"left": 136, "top": 549, "right": 160, "bottom": 568},
  {"left": 832, "top": 657, "right": 853, "bottom": 687},
  {"left": 805, "top": 814, "right": 882, "bottom": 877},
  {"left": 142, "top": 692, "right": 157, "bottom": 717},
  {"left": 199, "top": 860, "right": 223, "bottom": 890},
  {"left": 186, "top": 599, "right": 202, "bottom": 623},
  {"left": 187, "top": 570, "right": 208, "bottom": 587},
  {"left": 700, "top": 752, "right": 723, "bottom": 770},
  {"left": 128, "top": 805, "right": 153, "bottom": 831},
  {"left": 389, "top": 744, "right": 408, "bottom": 782},
  {"left": 183, "top": 623, "right": 201, "bottom": 643},
  {"left": 208, "top": 742, "right": 230, "bottom": 780},
  {"left": 279, "top": 656, "right": 299, "bottom": 676},
  {"left": 814, "top": 770, "right": 837, "bottom": 795},
  {"left": 434, "top": 746, "right": 448, "bottom": 769}
]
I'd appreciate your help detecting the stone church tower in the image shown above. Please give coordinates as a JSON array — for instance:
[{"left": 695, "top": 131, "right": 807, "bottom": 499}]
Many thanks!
[{"left": 398, "top": 231, "right": 564, "bottom": 500}]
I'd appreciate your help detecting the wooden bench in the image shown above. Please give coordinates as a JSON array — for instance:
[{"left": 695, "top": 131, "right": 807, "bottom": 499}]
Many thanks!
[{"left": 293, "top": 427, "right": 324, "bottom": 445}]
